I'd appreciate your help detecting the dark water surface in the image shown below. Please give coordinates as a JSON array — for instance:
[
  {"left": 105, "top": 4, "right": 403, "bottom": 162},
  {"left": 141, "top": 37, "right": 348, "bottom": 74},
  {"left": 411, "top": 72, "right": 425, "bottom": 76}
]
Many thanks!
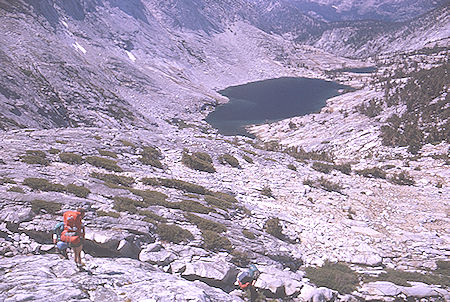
[
  {"left": 205, "top": 77, "right": 349, "bottom": 137},
  {"left": 334, "top": 67, "right": 377, "bottom": 73}
]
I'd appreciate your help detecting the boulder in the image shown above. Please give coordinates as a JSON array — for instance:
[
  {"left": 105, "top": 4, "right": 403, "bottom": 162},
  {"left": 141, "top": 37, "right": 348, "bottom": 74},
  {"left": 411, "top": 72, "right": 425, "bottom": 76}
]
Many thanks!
[
  {"left": 139, "top": 246, "right": 177, "bottom": 266},
  {"left": 360, "top": 281, "right": 402, "bottom": 296},
  {"left": 299, "top": 284, "right": 337, "bottom": 302},
  {"left": 0, "top": 206, "right": 34, "bottom": 223},
  {"left": 350, "top": 254, "right": 382, "bottom": 266},
  {"left": 253, "top": 266, "right": 305, "bottom": 297}
]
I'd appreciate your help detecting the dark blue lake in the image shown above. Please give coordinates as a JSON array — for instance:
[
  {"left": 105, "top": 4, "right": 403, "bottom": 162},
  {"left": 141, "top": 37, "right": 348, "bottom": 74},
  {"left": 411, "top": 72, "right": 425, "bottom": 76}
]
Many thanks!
[
  {"left": 334, "top": 67, "right": 377, "bottom": 73},
  {"left": 205, "top": 77, "right": 349, "bottom": 137}
]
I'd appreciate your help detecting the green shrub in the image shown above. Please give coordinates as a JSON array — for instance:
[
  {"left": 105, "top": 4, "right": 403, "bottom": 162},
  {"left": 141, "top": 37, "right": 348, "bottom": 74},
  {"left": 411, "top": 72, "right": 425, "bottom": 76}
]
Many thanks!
[
  {"left": 156, "top": 223, "right": 194, "bottom": 244},
  {"left": 86, "top": 156, "right": 122, "bottom": 172},
  {"left": 91, "top": 172, "right": 135, "bottom": 187},
  {"left": 139, "top": 146, "right": 163, "bottom": 169},
  {"left": 206, "top": 191, "right": 238, "bottom": 203},
  {"left": 242, "top": 229, "right": 256, "bottom": 239},
  {"left": 181, "top": 151, "right": 216, "bottom": 173},
  {"left": 264, "top": 218, "right": 284, "bottom": 239},
  {"left": 334, "top": 163, "right": 352, "bottom": 175},
  {"left": 31, "top": 199, "right": 61, "bottom": 214},
  {"left": 49, "top": 148, "right": 60, "bottom": 154},
  {"left": 96, "top": 210, "right": 120, "bottom": 218},
  {"left": 356, "top": 167, "right": 386, "bottom": 179},
  {"left": 139, "top": 209, "right": 167, "bottom": 223},
  {"left": 317, "top": 177, "right": 343, "bottom": 193},
  {"left": 21, "top": 150, "right": 49, "bottom": 165},
  {"left": 192, "top": 152, "right": 212, "bottom": 163},
  {"left": 390, "top": 171, "right": 415, "bottom": 186},
  {"left": 219, "top": 154, "right": 240, "bottom": 168},
  {"left": 55, "top": 140, "right": 68, "bottom": 144},
  {"left": 59, "top": 152, "right": 83, "bottom": 164},
  {"left": 287, "top": 164, "right": 297, "bottom": 171},
  {"left": 201, "top": 230, "right": 233, "bottom": 252},
  {"left": 184, "top": 213, "right": 226, "bottom": 233},
  {"left": 141, "top": 177, "right": 160, "bottom": 186},
  {"left": 260, "top": 186, "right": 273, "bottom": 198},
  {"left": 305, "top": 261, "right": 360, "bottom": 294},
  {"left": 312, "top": 162, "right": 333, "bottom": 174},
  {"left": 7, "top": 186, "right": 24, "bottom": 193},
  {"left": 23, "top": 178, "right": 65, "bottom": 192},
  {"left": 204, "top": 195, "right": 234, "bottom": 210},
  {"left": 170, "top": 200, "right": 213, "bottom": 214},
  {"left": 120, "top": 140, "right": 136, "bottom": 148},
  {"left": 242, "top": 155, "right": 254, "bottom": 164},
  {"left": 113, "top": 196, "right": 145, "bottom": 214},
  {"left": 230, "top": 250, "right": 250, "bottom": 267},
  {"left": 128, "top": 189, "right": 169, "bottom": 207},
  {"left": 66, "top": 184, "right": 90, "bottom": 198},
  {"left": 98, "top": 149, "right": 118, "bottom": 159},
  {"left": 366, "top": 268, "right": 449, "bottom": 287}
]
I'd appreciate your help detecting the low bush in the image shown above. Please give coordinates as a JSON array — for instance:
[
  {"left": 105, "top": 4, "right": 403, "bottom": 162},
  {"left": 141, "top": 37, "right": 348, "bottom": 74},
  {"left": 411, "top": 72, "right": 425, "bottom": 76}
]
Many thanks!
[
  {"left": 23, "top": 178, "right": 65, "bottom": 192},
  {"left": 113, "top": 196, "right": 145, "bottom": 214},
  {"left": 181, "top": 151, "right": 216, "bottom": 173},
  {"left": 356, "top": 167, "right": 386, "bottom": 179},
  {"left": 55, "top": 140, "right": 68, "bottom": 144},
  {"left": 242, "top": 155, "right": 254, "bottom": 164},
  {"left": 206, "top": 191, "right": 238, "bottom": 203},
  {"left": 242, "top": 229, "right": 256, "bottom": 239},
  {"left": 59, "top": 152, "right": 83, "bottom": 164},
  {"left": 260, "top": 186, "right": 273, "bottom": 198},
  {"left": 305, "top": 261, "right": 360, "bottom": 294},
  {"left": 192, "top": 152, "right": 212, "bottom": 163},
  {"left": 49, "top": 148, "right": 60, "bottom": 154},
  {"left": 219, "top": 154, "right": 240, "bottom": 168},
  {"left": 31, "top": 199, "right": 61, "bottom": 214},
  {"left": 85, "top": 156, "right": 122, "bottom": 172},
  {"left": 264, "top": 218, "right": 284, "bottom": 239},
  {"left": 156, "top": 223, "right": 194, "bottom": 244},
  {"left": 317, "top": 177, "right": 343, "bottom": 193},
  {"left": 230, "top": 250, "right": 250, "bottom": 267},
  {"left": 139, "top": 209, "right": 167, "bottom": 223},
  {"left": 120, "top": 140, "right": 136, "bottom": 148},
  {"left": 366, "top": 268, "right": 449, "bottom": 287},
  {"left": 390, "top": 171, "right": 415, "bottom": 186},
  {"left": 66, "top": 184, "right": 90, "bottom": 198},
  {"left": 201, "top": 230, "right": 233, "bottom": 252},
  {"left": 184, "top": 213, "right": 226, "bottom": 233},
  {"left": 7, "top": 186, "right": 24, "bottom": 193},
  {"left": 98, "top": 149, "right": 118, "bottom": 159},
  {"left": 91, "top": 172, "right": 135, "bottom": 187},
  {"left": 21, "top": 150, "right": 49, "bottom": 166},
  {"left": 0, "top": 177, "right": 16, "bottom": 185},
  {"left": 170, "top": 200, "right": 213, "bottom": 214},
  {"left": 139, "top": 146, "right": 163, "bottom": 169},
  {"left": 312, "top": 162, "right": 333, "bottom": 174},
  {"left": 204, "top": 195, "right": 234, "bottom": 210},
  {"left": 287, "top": 164, "right": 297, "bottom": 171},
  {"left": 334, "top": 163, "right": 352, "bottom": 175},
  {"left": 96, "top": 210, "right": 120, "bottom": 218},
  {"left": 129, "top": 189, "right": 169, "bottom": 207}
]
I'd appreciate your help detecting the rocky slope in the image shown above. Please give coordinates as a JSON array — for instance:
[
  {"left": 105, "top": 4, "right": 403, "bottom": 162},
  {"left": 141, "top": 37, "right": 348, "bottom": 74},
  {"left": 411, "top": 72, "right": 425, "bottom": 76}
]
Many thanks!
[{"left": 0, "top": 0, "right": 449, "bottom": 301}]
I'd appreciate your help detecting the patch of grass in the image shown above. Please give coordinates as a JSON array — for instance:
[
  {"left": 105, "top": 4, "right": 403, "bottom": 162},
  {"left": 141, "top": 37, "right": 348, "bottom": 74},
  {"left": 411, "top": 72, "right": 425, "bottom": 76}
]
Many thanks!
[
  {"left": 312, "top": 162, "right": 333, "bottom": 174},
  {"left": 59, "top": 152, "right": 83, "bottom": 164},
  {"left": 230, "top": 250, "right": 251, "bottom": 267},
  {"left": 170, "top": 200, "right": 213, "bottom": 214},
  {"left": 139, "top": 146, "right": 163, "bottom": 169},
  {"left": 366, "top": 268, "right": 450, "bottom": 287},
  {"left": 23, "top": 178, "right": 65, "bottom": 192},
  {"left": 264, "top": 218, "right": 284, "bottom": 240},
  {"left": 21, "top": 150, "right": 49, "bottom": 166},
  {"left": 31, "top": 199, "right": 61, "bottom": 214},
  {"left": 98, "top": 149, "right": 118, "bottom": 159},
  {"left": 85, "top": 156, "right": 122, "bottom": 172},
  {"left": 128, "top": 189, "right": 169, "bottom": 207},
  {"left": 7, "top": 186, "right": 24, "bottom": 193},
  {"left": 242, "top": 155, "right": 254, "bottom": 164},
  {"left": 96, "top": 210, "right": 120, "bottom": 218},
  {"left": 113, "top": 196, "right": 145, "bottom": 214},
  {"left": 243, "top": 149, "right": 257, "bottom": 156},
  {"left": 242, "top": 229, "right": 256, "bottom": 239},
  {"left": 219, "top": 154, "right": 240, "bottom": 168},
  {"left": 181, "top": 150, "right": 216, "bottom": 173},
  {"left": 146, "top": 178, "right": 207, "bottom": 195},
  {"left": 192, "top": 152, "right": 213, "bottom": 163},
  {"left": 287, "top": 164, "right": 297, "bottom": 171},
  {"left": 48, "top": 148, "right": 60, "bottom": 154},
  {"left": 390, "top": 171, "right": 415, "bottom": 186},
  {"left": 120, "top": 140, "right": 136, "bottom": 148},
  {"left": 356, "top": 167, "right": 386, "bottom": 179},
  {"left": 93, "top": 135, "right": 102, "bottom": 140},
  {"left": 66, "top": 184, "right": 90, "bottom": 198},
  {"left": 260, "top": 186, "right": 273, "bottom": 198},
  {"left": 317, "top": 177, "right": 343, "bottom": 193},
  {"left": 206, "top": 191, "right": 238, "bottom": 204},
  {"left": 201, "top": 230, "right": 233, "bottom": 252},
  {"left": 285, "top": 146, "right": 334, "bottom": 162},
  {"left": 0, "top": 177, "right": 16, "bottom": 185},
  {"left": 334, "top": 163, "right": 352, "bottom": 175},
  {"left": 91, "top": 172, "right": 135, "bottom": 187},
  {"left": 55, "top": 140, "right": 68, "bottom": 144},
  {"left": 305, "top": 261, "right": 360, "bottom": 294},
  {"left": 138, "top": 209, "right": 167, "bottom": 223},
  {"left": 156, "top": 223, "right": 194, "bottom": 244},
  {"left": 204, "top": 195, "right": 234, "bottom": 210},
  {"left": 184, "top": 213, "right": 226, "bottom": 233}
]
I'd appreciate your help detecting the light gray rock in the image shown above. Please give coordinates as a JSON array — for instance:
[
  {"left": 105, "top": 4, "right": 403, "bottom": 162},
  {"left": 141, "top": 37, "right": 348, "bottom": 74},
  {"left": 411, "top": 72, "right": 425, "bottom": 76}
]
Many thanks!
[
  {"left": 360, "top": 281, "right": 402, "bottom": 296},
  {"left": 254, "top": 266, "right": 305, "bottom": 296},
  {"left": 139, "top": 247, "right": 177, "bottom": 266},
  {"left": 0, "top": 206, "right": 34, "bottom": 223},
  {"left": 350, "top": 254, "right": 383, "bottom": 266},
  {"left": 299, "top": 284, "right": 337, "bottom": 302}
]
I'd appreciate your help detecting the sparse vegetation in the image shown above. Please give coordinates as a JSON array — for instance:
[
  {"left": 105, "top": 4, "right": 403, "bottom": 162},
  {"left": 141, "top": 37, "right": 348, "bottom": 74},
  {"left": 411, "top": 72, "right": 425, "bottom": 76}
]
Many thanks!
[
  {"left": 156, "top": 223, "right": 193, "bottom": 244},
  {"left": 312, "top": 162, "right": 333, "bottom": 174},
  {"left": 139, "top": 210, "right": 167, "bottom": 223},
  {"left": 21, "top": 150, "right": 49, "bottom": 166},
  {"left": 92, "top": 172, "right": 135, "bottom": 187},
  {"left": 219, "top": 154, "right": 240, "bottom": 168},
  {"left": 98, "top": 149, "right": 118, "bottom": 159},
  {"left": 184, "top": 213, "right": 226, "bottom": 233},
  {"left": 356, "top": 167, "right": 387, "bottom": 179},
  {"left": 204, "top": 195, "right": 234, "bottom": 210},
  {"left": 170, "top": 200, "right": 213, "bottom": 214},
  {"left": 201, "top": 230, "right": 233, "bottom": 252},
  {"left": 23, "top": 178, "right": 65, "bottom": 192},
  {"left": 305, "top": 261, "right": 360, "bottom": 294},
  {"left": 317, "top": 177, "right": 343, "bottom": 193},
  {"left": 66, "top": 184, "right": 90, "bottom": 198},
  {"left": 31, "top": 199, "right": 61, "bottom": 214},
  {"left": 129, "top": 189, "right": 169, "bottom": 207},
  {"left": 365, "top": 267, "right": 449, "bottom": 287},
  {"left": 113, "top": 196, "right": 145, "bottom": 214},
  {"left": 287, "top": 164, "right": 297, "bottom": 171},
  {"left": 48, "top": 148, "right": 60, "bottom": 154},
  {"left": 264, "top": 218, "right": 284, "bottom": 239},
  {"left": 181, "top": 150, "right": 216, "bottom": 173},
  {"left": 260, "top": 186, "right": 273, "bottom": 198},
  {"left": 242, "top": 155, "right": 254, "bottom": 164},
  {"left": 139, "top": 146, "right": 163, "bottom": 169},
  {"left": 143, "top": 178, "right": 206, "bottom": 195},
  {"left": 120, "top": 140, "right": 136, "bottom": 148},
  {"left": 242, "top": 229, "right": 256, "bottom": 239},
  {"left": 96, "top": 210, "right": 120, "bottom": 218},
  {"left": 390, "top": 171, "right": 415, "bottom": 186},
  {"left": 0, "top": 177, "right": 16, "bottom": 185},
  {"left": 7, "top": 186, "right": 24, "bottom": 193},
  {"left": 59, "top": 152, "right": 83, "bottom": 164},
  {"left": 230, "top": 250, "right": 251, "bottom": 267},
  {"left": 284, "top": 146, "right": 334, "bottom": 162},
  {"left": 85, "top": 156, "right": 122, "bottom": 172}
]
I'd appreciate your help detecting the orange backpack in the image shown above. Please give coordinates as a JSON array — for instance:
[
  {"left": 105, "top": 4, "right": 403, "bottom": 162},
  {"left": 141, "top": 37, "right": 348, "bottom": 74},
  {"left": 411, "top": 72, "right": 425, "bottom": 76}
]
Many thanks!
[{"left": 60, "top": 211, "right": 84, "bottom": 245}]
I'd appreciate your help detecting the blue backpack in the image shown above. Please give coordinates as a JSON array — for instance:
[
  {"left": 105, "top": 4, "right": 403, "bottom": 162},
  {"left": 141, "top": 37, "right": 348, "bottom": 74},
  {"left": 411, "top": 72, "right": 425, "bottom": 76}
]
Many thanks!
[{"left": 54, "top": 222, "right": 65, "bottom": 239}]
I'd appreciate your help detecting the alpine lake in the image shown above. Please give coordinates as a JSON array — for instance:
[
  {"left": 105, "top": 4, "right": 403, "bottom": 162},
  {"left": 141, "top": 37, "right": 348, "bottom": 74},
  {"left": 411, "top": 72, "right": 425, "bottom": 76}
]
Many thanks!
[{"left": 205, "top": 77, "right": 351, "bottom": 137}]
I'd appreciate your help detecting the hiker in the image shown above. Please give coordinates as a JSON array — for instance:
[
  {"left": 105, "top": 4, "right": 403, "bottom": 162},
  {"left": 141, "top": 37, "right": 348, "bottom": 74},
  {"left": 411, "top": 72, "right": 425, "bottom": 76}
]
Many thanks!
[
  {"left": 60, "top": 208, "right": 85, "bottom": 267},
  {"left": 52, "top": 221, "right": 69, "bottom": 259},
  {"left": 237, "top": 264, "right": 260, "bottom": 302}
]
